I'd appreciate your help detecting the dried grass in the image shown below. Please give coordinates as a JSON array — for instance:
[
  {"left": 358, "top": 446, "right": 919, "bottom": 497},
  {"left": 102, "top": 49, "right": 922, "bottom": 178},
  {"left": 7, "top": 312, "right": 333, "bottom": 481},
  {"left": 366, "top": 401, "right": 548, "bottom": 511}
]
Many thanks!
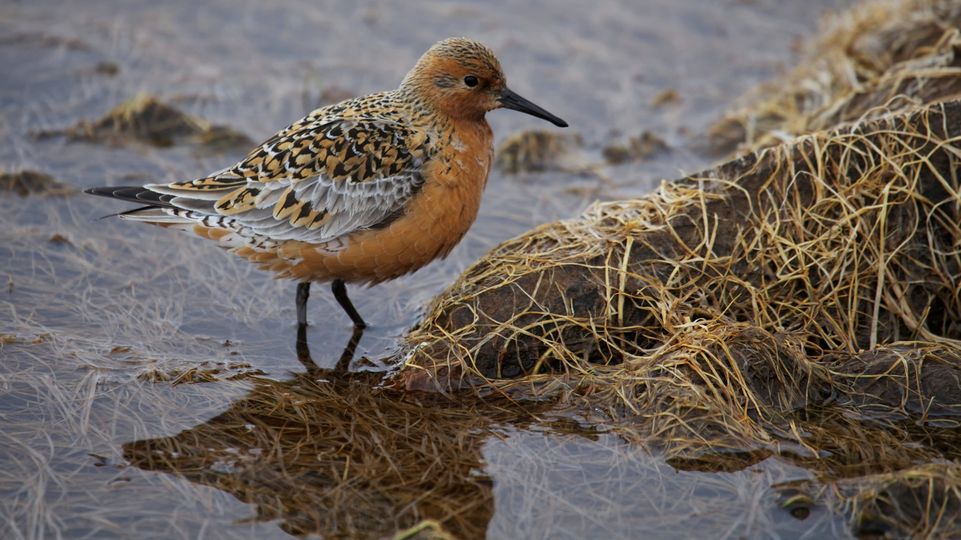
[
  {"left": 708, "top": 0, "right": 961, "bottom": 155},
  {"left": 494, "top": 130, "right": 587, "bottom": 174},
  {"left": 398, "top": 1, "right": 961, "bottom": 535},
  {"left": 0, "top": 170, "right": 75, "bottom": 197},
  {"left": 36, "top": 93, "right": 253, "bottom": 150}
]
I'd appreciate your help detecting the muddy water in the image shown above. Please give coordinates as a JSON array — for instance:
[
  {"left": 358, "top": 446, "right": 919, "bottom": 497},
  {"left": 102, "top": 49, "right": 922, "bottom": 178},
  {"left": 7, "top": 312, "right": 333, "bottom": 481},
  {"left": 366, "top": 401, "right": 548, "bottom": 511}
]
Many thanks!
[{"left": 1, "top": 0, "right": 851, "bottom": 538}]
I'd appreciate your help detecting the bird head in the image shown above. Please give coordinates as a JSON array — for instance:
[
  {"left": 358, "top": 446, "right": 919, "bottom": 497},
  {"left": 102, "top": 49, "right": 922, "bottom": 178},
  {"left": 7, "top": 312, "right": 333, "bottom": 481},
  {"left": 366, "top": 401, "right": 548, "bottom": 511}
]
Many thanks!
[{"left": 402, "top": 38, "right": 568, "bottom": 128}]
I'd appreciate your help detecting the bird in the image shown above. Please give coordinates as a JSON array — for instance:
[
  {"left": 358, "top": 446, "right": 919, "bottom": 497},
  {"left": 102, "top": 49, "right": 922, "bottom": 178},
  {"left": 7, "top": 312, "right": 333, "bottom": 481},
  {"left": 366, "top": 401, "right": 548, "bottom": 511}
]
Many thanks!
[{"left": 85, "top": 37, "right": 567, "bottom": 330}]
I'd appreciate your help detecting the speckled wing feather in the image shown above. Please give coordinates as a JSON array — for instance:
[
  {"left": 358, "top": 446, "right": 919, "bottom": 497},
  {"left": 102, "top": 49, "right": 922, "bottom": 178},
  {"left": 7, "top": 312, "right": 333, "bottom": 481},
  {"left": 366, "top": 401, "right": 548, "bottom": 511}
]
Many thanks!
[{"left": 140, "top": 100, "right": 433, "bottom": 247}]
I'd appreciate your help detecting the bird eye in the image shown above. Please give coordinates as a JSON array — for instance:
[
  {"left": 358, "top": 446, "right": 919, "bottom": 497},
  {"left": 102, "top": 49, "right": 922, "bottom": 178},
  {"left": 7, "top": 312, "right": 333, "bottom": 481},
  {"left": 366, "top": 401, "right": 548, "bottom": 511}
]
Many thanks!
[{"left": 464, "top": 75, "right": 479, "bottom": 88}]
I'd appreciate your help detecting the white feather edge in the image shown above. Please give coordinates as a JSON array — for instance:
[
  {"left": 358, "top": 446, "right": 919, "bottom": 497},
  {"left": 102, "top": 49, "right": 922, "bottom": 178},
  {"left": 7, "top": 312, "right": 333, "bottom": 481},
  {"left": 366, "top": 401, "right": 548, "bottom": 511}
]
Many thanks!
[{"left": 144, "top": 183, "right": 239, "bottom": 200}]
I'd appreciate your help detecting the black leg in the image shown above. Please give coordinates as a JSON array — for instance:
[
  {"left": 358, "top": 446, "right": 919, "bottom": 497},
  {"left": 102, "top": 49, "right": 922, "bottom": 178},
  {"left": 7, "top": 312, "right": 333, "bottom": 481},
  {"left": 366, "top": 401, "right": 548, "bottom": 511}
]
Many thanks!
[
  {"left": 296, "top": 282, "right": 310, "bottom": 326},
  {"left": 331, "top": 279, "right": 367, "bottom": 328}
]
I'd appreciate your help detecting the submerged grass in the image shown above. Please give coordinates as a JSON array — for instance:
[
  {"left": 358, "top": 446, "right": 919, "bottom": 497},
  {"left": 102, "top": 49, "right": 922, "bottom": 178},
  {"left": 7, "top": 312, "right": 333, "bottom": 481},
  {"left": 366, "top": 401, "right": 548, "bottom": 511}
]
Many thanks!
[{"left": 122, "top": 366, "right": 546, "bottom": 539}]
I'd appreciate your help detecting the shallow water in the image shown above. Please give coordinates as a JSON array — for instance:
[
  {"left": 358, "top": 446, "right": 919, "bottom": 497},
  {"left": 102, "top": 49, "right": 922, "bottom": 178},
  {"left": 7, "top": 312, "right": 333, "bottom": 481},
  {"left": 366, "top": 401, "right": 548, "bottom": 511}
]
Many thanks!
[{"left": 0, "top": 0, "right": 858, "bottom": 538}]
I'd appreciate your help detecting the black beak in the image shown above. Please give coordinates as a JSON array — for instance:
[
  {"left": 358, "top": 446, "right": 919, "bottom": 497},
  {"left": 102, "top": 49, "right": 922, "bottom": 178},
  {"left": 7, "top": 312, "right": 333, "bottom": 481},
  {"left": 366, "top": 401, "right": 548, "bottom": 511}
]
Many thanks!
[{"left": 499, "top": 87, "right": 568, "bottom": 127}]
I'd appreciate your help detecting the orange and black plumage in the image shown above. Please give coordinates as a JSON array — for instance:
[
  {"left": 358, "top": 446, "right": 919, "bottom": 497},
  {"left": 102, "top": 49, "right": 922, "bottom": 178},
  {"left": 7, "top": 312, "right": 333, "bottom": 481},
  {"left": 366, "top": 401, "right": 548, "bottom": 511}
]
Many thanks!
[{"left": 86, "top": 38, "right": 567, "bottom": 328}]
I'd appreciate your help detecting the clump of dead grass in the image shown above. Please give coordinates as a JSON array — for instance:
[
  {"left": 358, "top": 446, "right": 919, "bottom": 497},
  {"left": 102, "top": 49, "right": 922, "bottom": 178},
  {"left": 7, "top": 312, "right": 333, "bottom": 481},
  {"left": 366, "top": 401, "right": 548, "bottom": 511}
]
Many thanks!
[
  {"left": 396, "top": 2, "right": 961, "bottom": 534},
  {"left": 708, "top": 0, "right": 961, "bottom": 154},
  {"left": 39, "top": 93, "right": 253, "bottom": 149},
  {"left": 602, "top": 131, "right": 669, "bottom": 164},
  {"left": 0, "top": 170, "right": 75, "bottom": 197},
  {"left": 494, "top": 130, "right": 587, "bottom": 174},
  {"left": 401, "top": 99, "right": 961, "bottom": 439}
]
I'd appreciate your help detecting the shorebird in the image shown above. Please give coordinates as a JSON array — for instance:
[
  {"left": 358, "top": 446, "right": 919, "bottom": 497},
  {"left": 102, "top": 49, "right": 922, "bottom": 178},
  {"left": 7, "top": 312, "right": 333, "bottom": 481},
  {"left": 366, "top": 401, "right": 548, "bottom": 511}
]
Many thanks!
[{"left": 85, "top": 37, "right": 567, "bottom": 329}]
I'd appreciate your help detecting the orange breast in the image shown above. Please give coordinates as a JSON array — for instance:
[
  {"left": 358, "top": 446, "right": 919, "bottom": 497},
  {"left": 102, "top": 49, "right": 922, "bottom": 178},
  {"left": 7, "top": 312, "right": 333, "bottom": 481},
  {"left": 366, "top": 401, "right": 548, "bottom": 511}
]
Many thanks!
[{"left": 209, "top": 120, "right": 494, "bottom": 284}]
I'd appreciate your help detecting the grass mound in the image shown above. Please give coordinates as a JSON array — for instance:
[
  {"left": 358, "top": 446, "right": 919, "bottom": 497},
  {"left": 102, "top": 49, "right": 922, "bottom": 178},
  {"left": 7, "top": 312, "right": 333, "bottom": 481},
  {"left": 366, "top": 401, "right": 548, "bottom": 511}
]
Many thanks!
[
  {"left": 708, "top": 0, "right": 961, "bottom": 154},
  {"left": 44, "top": 93, "right": 253, "bottom": 149},
  {"left": 394, "top": 2, "right": 961, "bottom": 535},
  {"left": 0, "top": 170, "right": 75, "bottom": 197},
  {"left": 402, "top": 101, "right": 961, "bottom": 392}
]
